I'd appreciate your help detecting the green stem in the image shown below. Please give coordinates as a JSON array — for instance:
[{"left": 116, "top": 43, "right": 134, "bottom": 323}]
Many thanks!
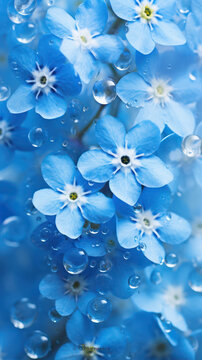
[{"left": 78, "top": 105, "right": 105, "bottom": 140}]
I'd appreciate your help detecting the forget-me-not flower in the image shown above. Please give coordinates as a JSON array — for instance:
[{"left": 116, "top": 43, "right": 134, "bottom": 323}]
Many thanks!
[
  {"left": 78, "top": 116, "right": 173, "bottom": 206},
  {"left": 33, "top": 153, "right": 115, "bottom": 239}
]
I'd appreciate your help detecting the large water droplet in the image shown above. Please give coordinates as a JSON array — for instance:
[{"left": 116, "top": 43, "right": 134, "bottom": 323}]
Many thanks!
[
  {"left": 115, "top": 49, "right": 132, "bottom": 71},
  {"left": 93, "top": 79, "right": 116, "bottom": 105},
  {"left": 0, "top": 85, "right": 10, "bottom": 101},
  {"left": 14, "top": 22, "right": 37, "bottom": 44},
  {"left": 63, "top": 248, "right": 88, "bottom": 274},
  {"left": 7, "top": 0, "right": 25, "bottom": 23},
  {"left": 128, "top": 274, "right": 141, "bottom": 289},
  {"left": 28, "top": 128, "right": 46, "bottom": 148},
  {"left": 14, "top": 0, "right": 37, "bottom": 15},
  {"left": 182, "top": 135, "right": 201, "bottom": 158},
  {"left": 0, "top": 216, "right": 27, "bottom": 247},
  {"left": 24, "top": 330, "right": 51, "bottom": 359},
  {"left": 99, "top": 259, "right": 112, "bottom": 273},
  {"left": 188, "top": 267, "right": 202, "bottom": 292},
  {"left": 10, "top": 298, "right": 37, "bottom": 329},
  {"left": 48, "top": 308, "right": 62, "bottom": 323},
  {"left": 87, "top": 296, "right": 111, "bottom": 323},
  {"left": 165, "top": 253, "right": 178, "bottom": 268}
]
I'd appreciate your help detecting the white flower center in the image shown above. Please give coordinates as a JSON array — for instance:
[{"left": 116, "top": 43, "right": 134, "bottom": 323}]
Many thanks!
[
  {"left": 110, "top": 147, "right": 142, "bottom": 175},
  {"left": 131, "top": 209, "right": 161, "bottom": 237},
  {"left": 0, "top": 120, "right": 13, "bottom": 145},
  {"left": 72, "top": 28, "right": 93, "bottom": 49},
  {"left": 134, "top": 0, "right": 162, "bottom": 26},
  {"left": 26, "top": 62, "right": 57, "bottom": 99},
  {"left": 57, "top": 183, "right": 89, "bottom": 211},
  {"left": 147, "top": 78, "right": 173, "bottom": 106},
  {"left": 163, "top": 286, "right": 186, "bottom": 308},
  {"left": 81, "top": 342, "right": 103, "bottom": 360},
  {"left": 64, "top": 275, "right": 87, "bottom": 298}
]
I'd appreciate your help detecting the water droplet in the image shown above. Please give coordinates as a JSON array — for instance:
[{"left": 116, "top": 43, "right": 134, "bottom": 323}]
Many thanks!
[
  {"left": 24, "top": 330, "right": 51, "bottom": 359},
  {"left": 89, "top": 259, "right": 97, "bottom": 268},
  {"left": 7, "top": 0, "right": 25, "bottom": 23},
  {"left": 39, "top": 226, "right": 52, "bottom": 243},
  {"left": 14, "top": 22, "right": 37, "bottom": 44},
  {"left": 14, "top": 0, "right": 37, "bottom": 15},
  {"left": 89, "top": 223, "right": 100, "bottom": 235},
  {"left": 0, "top": 216, "right": 27, "bottom": 247},
  {"left": 133, "top": 204, "right": 143, "bottom": 214},
  {"left": 166, "top": 213, "right": 172, "bottom": 221},
  {"left": 165, "top": 253, "right": 178, "bottom": 268},
  {"left": 137, "top": 242, "right": 146, "bottom": 251},
  {"left": 25, "top": 198, "right": 38, "bottom": 216},
  {"left": 0, "top": 85, "right": 10, "bottom": 101},
  {"left": 67, "top": 99, "right": 82, "bottom": 123},
  {"left": 115, "top": 49, "right": 132, "bottom": 71},
  {"left": 28, "top": 127, "right": 45, "bottom": 147},
  {"left": 47, "top": 0, "right": 54, "bottom": 5},
  {"left": 188, "top": 267, "right": 202, "bottom": 292},
  {"left": 63, "top": 248, "right": 88, "bottom": 274},
  {"left": 123, "top": 251, "right": 130, "bottom": 260},
  {"left": 93, "top": 79, "right": 116, "bottom": 105},
  {"left": 160, "top": 316, "right": 172, "bottom": 333},
  {"left": 128, "top": 274, "right": 141, "bottom": 289},
  {"left": 48, "top": 308, "right": 62, "bottom": 323},
  {"left": 87, "top": 296, "right": 111, "bottom": 323},
  {"left": 150, "top": 269, "right": 162, "bottom": 285},
  {"left": 51, "top": 264, "right": 58, "bottom": 273},
  {"left": 99, "top": 259, "right": 112, "bottom": 273},
  {"left": 188, "top": 335, "right": 199, "bottom": 352},
  {"left": 182, "top": 135, "right": 202, "bottom": 158},
  {"left": 10, "top": 298, "right": 37, "bottom": 329}
]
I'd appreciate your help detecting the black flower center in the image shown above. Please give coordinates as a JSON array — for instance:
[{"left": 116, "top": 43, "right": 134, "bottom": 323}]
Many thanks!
[
  {"left": 121, "top": 155, "right": 130, "bottom": 165},
  {"left": 82, "top": 345, "right": 96, "bottom": 358},
  {"left": 40, "top": 75, "right": 47, "bottom": 85},
  {"left": 143, "top": 218, "right": 150, "bottom": 227},
  {"left": 73, "top": 281, "right": 80, "bottom": 289},
  {"left": 0, "top": 128, "right": 2, "bottom": 136},
  {"left": 155, "top": 342, "right": 167, "bottom": 354},
  {"left": 69, "top": 192, "right": 78, "bottom": 201}
]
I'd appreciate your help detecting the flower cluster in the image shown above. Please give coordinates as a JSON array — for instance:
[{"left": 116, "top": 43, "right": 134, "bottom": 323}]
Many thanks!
[{"left": 0, "top": 0, "right": 202, "bottom": 359}]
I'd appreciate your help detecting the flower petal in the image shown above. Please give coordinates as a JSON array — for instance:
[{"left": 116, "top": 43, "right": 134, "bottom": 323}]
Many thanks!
[
  {"left": 95, "top": 115, "right": 126, "bottom": 153},
  {"left": 55, "top": 295, "right": 76, "bottom": 316},
  {"left": 143, "top": 234, "right": 165, "bottom": 264},
  {"left": 126, "top": 21, "right": 155, "bottom": 55},
  {"left": 39, "top": 274, "right": 64, "bottom": 300},
  {"left": 82, "top": 193, "right": 115, "bottom": 223},
  {"left": 109, "top": 169, "right": 142, "bottom": 205},
  {"left": 91, "top": 35, "right": 124, "bottom": 63},
  {"left": 116, "top": 217, "right": 139, "bottom": 249},
  {"left": 110, "top": 0, "right": 137, "bottom": 20},
  {"left": 55, "top": 343, "right": 82, "bottom": 360},
  {"left": 139, "top": 186, "right": 171, "bottom": 213},
  {"left": 164, "top": 100, "right": 195, "bottom": 137},
  {"left": 66, "top": 310, "right": 95, "bottom": 345},
  {"left": 7, "top": 85, "right": 35, "bottom": 114},
  {"left": 56, "top": 206, "right": 85, "bottom": 239},
  {"left": 151, "top": 20, "right": 186, "bottom": 46},
  {"left": 46, "top": 7, "right": 76, "bottom": 38},
  {"left": 32, "top": 189, "right": 63, "bottom": 215},
  {"left": 117, "top": 73, "right": 149, "bottom": 107},
  {"left": 136, "top": 156, "right": 173, "bottom": 187},
  {"left": 158, "top": 212, "right": 191, "bottom": 245},
  {"left": 75, "top": 0, "right": 108, "bottom": 36},
  {"left": 134, "top": 101, "right": 165, "bottom": 133},
  {"left": 35, "top": 93, "right": 67, "bottom": 120}
]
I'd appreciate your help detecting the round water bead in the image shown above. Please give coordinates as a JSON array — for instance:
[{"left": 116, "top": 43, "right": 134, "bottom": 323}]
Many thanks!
[
  {"left": 63, "top": 248, "right": 88, "bottom": 274},
  {"left": 0, "top": 216, "right": 27, "bottom": 247},
  {"left": 165, "top": 253, "right": 178, "bottom": 268},
  {"left": 14, "top": 0, "right": 37, "bottom": 15},
  {"left": 128, "top": 274, "right": 141, "bottom": 289},
  {"left": 48, "top": 308, "right": 62, "bottom": 323},
  {"left": 87, "top": 296, "right": 111, "bottom": 323},
  {"left": 115, "top": 49, "right": 132, "bottom": 71},
  {"left": 28, "top": 128, "right": 46, "bottom": 148},
  {"left": 14, "top": 22, "right": 37, "bottom": 44},
  {"left": 0, "top": 85, "right": 10, "bottom": 101},
  {"left": 188, "top": 267, "right": 202, "bottom": 292},
  {"left": 182, "top": 135, "right": 201, "bottom": 158},
  {"left": 150, "top": 269, "right": 162, "bottom": 285},
  {"left": 7, "top": 0, "right": 25, "bottom": 23},
  {"left": 93, "top": 79, "right": 116, "bottom": 105},
  {"left": 24, "top": 331, "right": 51, "bottom": 359},
  {"left": 10, "top": 298, "right": 37, "bottom": 329}
]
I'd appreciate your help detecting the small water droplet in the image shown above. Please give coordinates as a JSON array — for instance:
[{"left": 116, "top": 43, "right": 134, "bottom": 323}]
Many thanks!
[
  {"left": 115, "top": 49, "right": 132, "bottom": 71},
  {"left": 99, "top": 259, "right": 112, "bottom": 273},
  {"left": 150, "top": 269, "right": 162, "bottom": 285},
  {"left": 128, "top": 274, "right": 141, "bottom": 289},
  {"left": 63, "top": 248, "right": 88, "bottom": 274},
  {"left": 165, "top": 253, "right": 178, "bottom": 268},
  {"left": 25, "top": 198, "right": 38, "bottom": 216},
  {"left": 0, "top": 216, "right": 27, "bottom": 247},
  {"left": 123, "top": 251, "right": 130, "bottom": 260},
  {"left": 10, "top": 298, "right": 37, "bottom": 329},
  {"left": 28, "top": 128, "right": 45, "bottom": 148},
  {"left": 0, "top": 85, "right": 10, "bottom": 101},
  {"left": 24, "top": 330, "right": 51, "bottom": 359},
  {"left": 188, "top": 266, "right": 202, "bottom": 292},
  {"left": 93, "top": 79, "right": 116, "bottom": 105},
  {"left": 48, "top": 308, "right": 62, "bottom": 323},
  {"left": 182, "top": 135, "right": 202, "bottom": 158},
  {"left": 133, "top": 204, "right": 143, "bottom": 214},
  {"left": 87, "top": 296, "right": 111, "bottom": 323}
]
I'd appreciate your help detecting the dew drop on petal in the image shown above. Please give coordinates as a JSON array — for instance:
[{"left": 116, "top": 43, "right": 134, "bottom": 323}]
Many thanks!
[
  {"left": 14, "top": 22, "right": 37, "bottom": 44},
  {"left": 128, "top": 274, "right": 141, "bottom": 289},
  {"left": 48, "top": 308, "right": 62, "bottom": 323},
  {"left": 24, "top": 330, "right": 51, "bottom": 359},
  {"left": 182, "top": 135, "right": 202, "bottom": 158},
  {"left": 99, "top": 259, "right": 112, "bottom": 273},
  {"left": 87, "top": 296, "right": 111, "bottom": 323},
  {"left": 115, "top": 49, "right": 132, "bottom": 71},
  {"left": 63, "top": 248, "right": 88, "bottom": 275},
  {"left": 165, "top": 253, "right": 178, "bottom": 268},
  {"left": 10, "top": 298, "right": 37, "bottom": 329},
  {"left": 28, "top": 128, "right": 46, "bottom": 148},
  {"left": 93, "top": 79, "right": 116, "bottom": 105},
  {"left": 188, "top": 266, "right": 202, "bottom": 292}
]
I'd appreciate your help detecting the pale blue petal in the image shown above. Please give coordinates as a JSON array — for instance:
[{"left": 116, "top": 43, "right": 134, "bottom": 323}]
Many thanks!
[
  {"left": 194, "top": 158, "right": 202, "bottom": 187},
  {"left": 134, "top": 102, "right": 165, "bottom": 133},
  {"left": 56, "top": 343, "right": 82, "bottom": 360},
  {"left": 56, "top": 206, "right": 85, "bottom": 239},
  {"left": 75, "top": 0, "right": 108, "bottom": 36},
  {"left": 116, "top": 217, "right": 139, "bottom": 249},
  {"left": 110, "top": 0, "right": 137, "bottom": 20},
  {"left": 60, "top": 39, "right": 80, "bottom": 63},
  {"left": 126, "top": 21, "right": 155, "bottom": 55},
  {"left": 46, "top": 7, "right": 76, "bottom": 38},
  {"left": 91, "top": 35, "right": 123, "bottom": 63},
  {"left": 136, "top": 156, "right": 173, "bottom": 187},
  {"left": 158, "top": 212, "right": 191, "bottom": 245},
  {"left": 163, "top": 307, "right": 188, "bottom": 332},
  {"left": 55, "top": 63, "right": 82, "bottom": 97},
  {"left": 172, "top": 73, "right": 202, "bottom": 104},
  {"left": 164, "top": 100, "right": 195, "bottom": 137},
  {"left": 41, "top": 153, "right": 75, "bottom": 191},
  {"left": 117, "top": 73, "right": 149, "bottom": 107},
  {"left": 10, "top": 45, "right": 36, "bottom": 80},
  {"left": 143, "top": 234, "right": 165, "bottom": 264},
  {"left": 133, "top": 286, "right": 163, "bottom": 312},
  {"left": 55, "top": 295, "right": 76, "bottom": 316},
  {"left": 96, "top": 115, "right": 126, "bottom": 153},
  {"left": 74, "top": 50, "right": 98, "bottom": 84},
  {"left": 125, "top": 120, "right": 161, "bottom": 156},
  {"left": 7, "top": 85, "right": 35, "bottom": 114},
  {"left": 152, "top": 21, "right": 186, "bottom": 46},
  {"left": 82, "top": 193, "right": 115, "bottom": 223},
  {"left": 96, "top": 327, "right": 125, "bottom": 356},
  {"left": 66, "top": 310, "right": 95, "bottom": 345},
  {"left": 140, "top": 186, "right": 171, "bottom": 213},
  {"left": 39, "top": 274, "right": 64, "bottom": 300},
  {"left": 35, "top": 93, "right": 67, "bottom": 119},
  {"left": 32, "top": 189, "right": 63, "bottom": 215},
  {"left": 77, "top": 150, "right": 115, "bottom": 182},
  {"left": 109, "top": 169, "right": 142, "bottom": 205}
]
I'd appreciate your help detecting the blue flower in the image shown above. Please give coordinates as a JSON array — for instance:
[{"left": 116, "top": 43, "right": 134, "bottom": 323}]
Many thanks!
[
  {"left": 0, "top": 103, "right": 32, "bottom": 169},
  {"left": 7, "top": 35, "right": 81, "bottom": 119},
  {"left": 116, "top": 186, "right": 191, "bottom": 264},
  {"left": 117, "top": 49, "right": 199, "bottom": 137},
  {"left": 55, "top": 310, "right": 126, "bottom": 360},
  {"left": 110, "top": 0, "right": 186, "bottom": 54},
  {"left": 132, "top": 262, "right": 202, "bottom": 332},
  {"left": 46, "top": 0, "right": 124, "bottom": 83},
  {"left": 78, "top": 116, "right": 173, "bottom": 206},
  {"left": 33, "top": 153, "right": 115, "bottom": 239}
]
